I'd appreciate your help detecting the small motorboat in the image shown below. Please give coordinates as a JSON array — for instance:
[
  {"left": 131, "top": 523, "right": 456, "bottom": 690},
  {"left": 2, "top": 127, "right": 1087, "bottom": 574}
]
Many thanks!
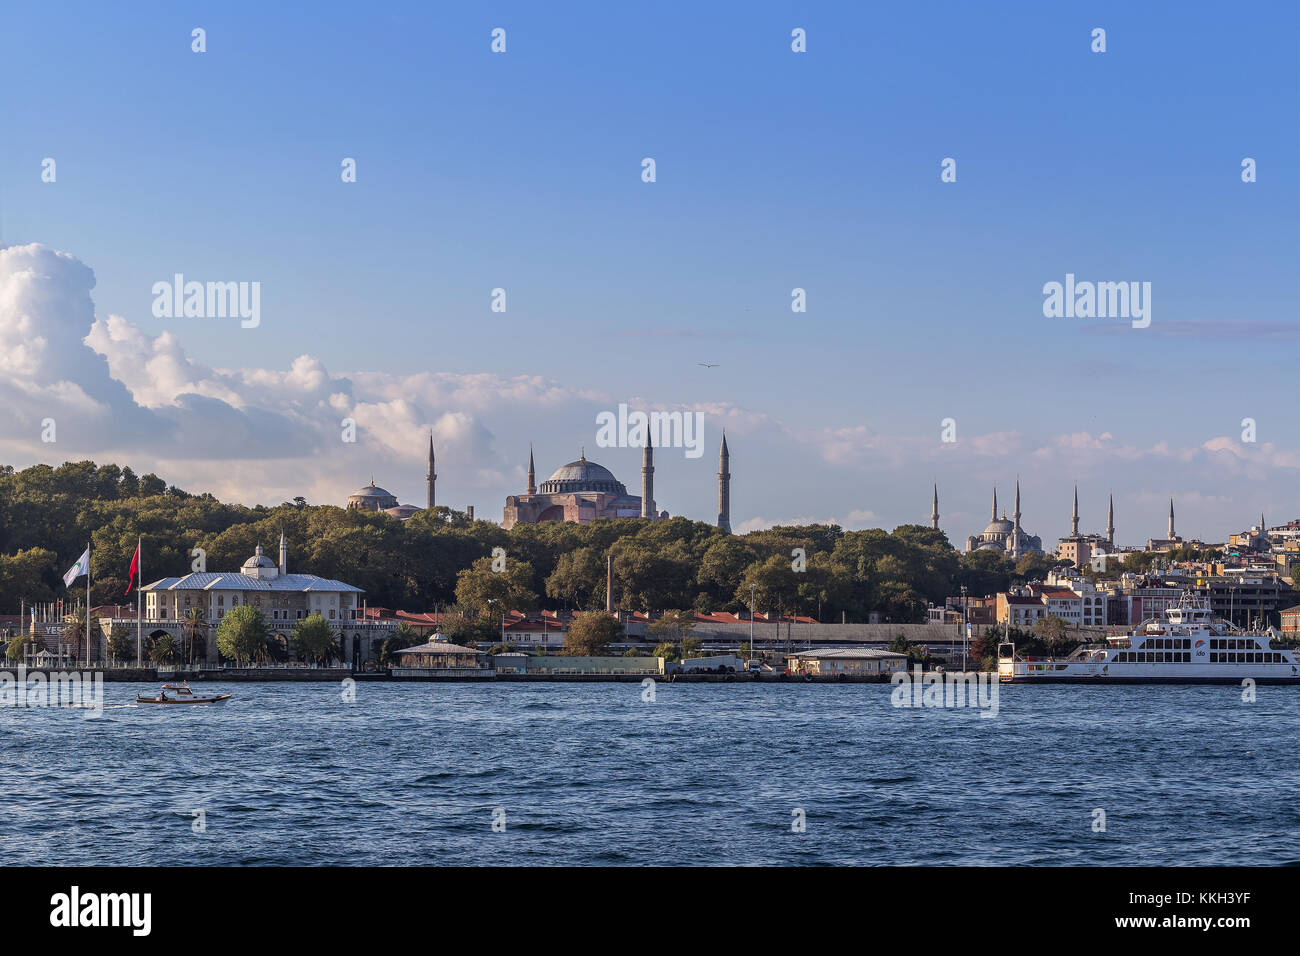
[{"left": 136, "top": 691, "right": 231, "bottom": 705}]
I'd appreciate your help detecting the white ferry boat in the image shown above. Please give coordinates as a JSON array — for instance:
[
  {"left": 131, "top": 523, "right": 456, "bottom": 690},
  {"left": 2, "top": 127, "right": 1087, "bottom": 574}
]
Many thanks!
[{"left": 998, "top": 595, "right": 1300, "bottom": 684}]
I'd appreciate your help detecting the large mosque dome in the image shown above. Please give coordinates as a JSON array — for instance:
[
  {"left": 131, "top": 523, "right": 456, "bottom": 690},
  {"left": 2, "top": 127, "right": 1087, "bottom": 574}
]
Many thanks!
[{"left": 539, "top": 453, "right": 627, "bottom": 496}]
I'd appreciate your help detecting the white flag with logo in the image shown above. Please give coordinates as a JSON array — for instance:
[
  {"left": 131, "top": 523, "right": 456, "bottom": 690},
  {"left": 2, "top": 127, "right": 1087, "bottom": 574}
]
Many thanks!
[{"left": 63, "top": 548, "right": 90, "bottom": 587}]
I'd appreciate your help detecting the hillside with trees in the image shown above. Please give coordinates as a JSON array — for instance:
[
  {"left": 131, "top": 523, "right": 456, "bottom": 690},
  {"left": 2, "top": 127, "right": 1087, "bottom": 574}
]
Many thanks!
[{"left": 0, "top": 460, "right": 1051, "bottom": 623}]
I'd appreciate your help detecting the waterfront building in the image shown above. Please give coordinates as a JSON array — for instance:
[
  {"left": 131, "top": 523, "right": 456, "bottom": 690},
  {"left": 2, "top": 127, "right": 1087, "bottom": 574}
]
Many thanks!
[
  {"left": 1037, "top": 569, "right": 1108, "bottom": 627},
  {"left": 966, "top": 481, "right": 1043, "bottom": 556},
  {"left": 523, "top": 655, "right": 665, "bottom": 676},
  {"left": 1104, "top": 580, "right": 1185, "bottom": 627},
  {"left": 1190, "top": 573, "right": 1295, "bottom": 629},
  {"left": 391, "top": 639, "right": 486, "bottom": 669},
  {"left": 1281, "top": 605, "right": 1300, "bottom": 638},
  {"left": 996, "top": 590, "right": 1049, "bottom": 628},
  {"left": 785, "top": 647, "right": 907, "bottom": 677},
  {"left": 105, "top": 534, "right": 382, "bottom": 665}
]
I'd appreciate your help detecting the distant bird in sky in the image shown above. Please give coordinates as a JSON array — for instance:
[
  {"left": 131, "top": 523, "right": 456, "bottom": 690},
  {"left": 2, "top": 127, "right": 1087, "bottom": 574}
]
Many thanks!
[{"left": 698, "top": 362, "right": 719, "bottom": 368}]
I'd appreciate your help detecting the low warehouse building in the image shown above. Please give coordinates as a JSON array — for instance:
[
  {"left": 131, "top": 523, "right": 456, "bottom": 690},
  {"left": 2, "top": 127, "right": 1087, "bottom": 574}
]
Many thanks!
[{"left": 786, "top": 647, "right": 908, "bottom": 677}]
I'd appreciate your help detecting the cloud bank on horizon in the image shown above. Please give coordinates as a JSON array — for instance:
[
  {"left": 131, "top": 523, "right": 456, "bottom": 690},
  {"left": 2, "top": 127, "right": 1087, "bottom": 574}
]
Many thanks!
[{"left": 0, "top": 242, "right": 1293, "bottom": 545}]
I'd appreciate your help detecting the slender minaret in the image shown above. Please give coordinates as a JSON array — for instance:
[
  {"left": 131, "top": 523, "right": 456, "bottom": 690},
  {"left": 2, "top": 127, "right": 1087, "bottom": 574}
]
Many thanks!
[
  {"left": 526, "top": 444, "right": 536, "bottom": 495},
  {"left": 1071, "top": 482, "right": 1080, "bottom": 535},
  {"left": 1011, "top": 478, "right": 1023, "bottom": 559},
  {"left": 1106, "top": 492, "right": 1115, "bottom": 546},
  {"left": 640, "top": 435, "right": 654, "bottom": 518},
  {"left": 605, "top": 552, "right": 614, "bottom": 612},
  {"left": 930, "top": 481, "right": 939, "bottom": 530},
  {"left": 279, "top": 528, "right": 287, "bottom": 576},
  {"left": 991, "top": 486, "right": 998, "bottom": 522},
  {"left": 1168, "top": 497, "right": 1175, "bottom": 539},
  {"left": 717, "top": 432, "right": 731, "bottom": 533},
  {"left": 426, "top": 432, "right": 437, "bottom": 510}
]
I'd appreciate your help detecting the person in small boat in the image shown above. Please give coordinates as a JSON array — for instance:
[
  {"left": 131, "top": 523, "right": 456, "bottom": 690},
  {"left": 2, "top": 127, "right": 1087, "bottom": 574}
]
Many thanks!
[{"left": 159, "top": 691, "right": 168, "bottom": 701}]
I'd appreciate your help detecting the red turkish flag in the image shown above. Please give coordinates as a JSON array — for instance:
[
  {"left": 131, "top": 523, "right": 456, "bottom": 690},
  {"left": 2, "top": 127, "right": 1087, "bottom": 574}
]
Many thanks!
[{"left": 125, "top": 541, "right": 140, "bottom": 596}]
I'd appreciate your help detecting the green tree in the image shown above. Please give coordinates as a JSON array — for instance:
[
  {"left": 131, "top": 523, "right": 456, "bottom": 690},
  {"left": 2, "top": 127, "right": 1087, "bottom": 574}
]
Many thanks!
[
  {"left": 564, "top": 612, "right": 622, "bottom": 656},
  {"left": 438, "top": 608, "right": 500, "bottom": 646},
  {"left": 291, "top": 613, "right": 337, "bottom": 663},
  {"left": 150, "top": 634, "right": 179, "bottom": 664},
  {"left": 454, "top": 556, "right": 539, "bottom": 616},
  {"left": 648, "top": 609, "right": 695, "bottom": 645},
  {"left": 545, "top": 547, "right": 606, "bottom": 610},
  {"left": 181, "top": 606, "right": 207, "bottom": 665},
  {"left": 216, "top": 606, "right": 269, "bottom": 663},
  {"left": 652, "top": 641, "right": 680, "bottom": 662},
  {"left": 62, "top": 607, "right": 98, "bottom": 663},
  {"left": 107, "top": 626, "right": 133, "bottom": 663},
  {"left": 5, "top": 633, "right": 44, "bottom": 661},
  {"left": 378, "top": 621, "right": 423, "bottom": 665}
]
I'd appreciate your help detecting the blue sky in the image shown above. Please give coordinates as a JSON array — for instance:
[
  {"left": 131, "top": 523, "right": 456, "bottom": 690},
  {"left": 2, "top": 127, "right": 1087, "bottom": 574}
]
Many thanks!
[{"left": 0, "top": 1, "right": 1296, "bottom": 546}]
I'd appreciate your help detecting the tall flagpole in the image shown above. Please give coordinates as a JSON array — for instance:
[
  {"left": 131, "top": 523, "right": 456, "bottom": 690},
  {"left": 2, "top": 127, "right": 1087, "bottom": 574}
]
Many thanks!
[
  {"left": 86, "top": 540, "right": 92, "bottom": 666},
  {"left": 136, "top": 536, "right": 142, "bottom": 667}
]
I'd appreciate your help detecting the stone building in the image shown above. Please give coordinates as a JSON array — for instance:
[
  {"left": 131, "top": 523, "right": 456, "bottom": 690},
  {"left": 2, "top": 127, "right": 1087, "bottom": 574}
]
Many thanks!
[
  {"left": 104, "top": 534, "right": 389, "bottom": 667},
  {"left": 503, "top": 436, "right": 734, "bottom": 532},
  {"left": 344, "top": 432, "right": 436, "bottom": 520}
]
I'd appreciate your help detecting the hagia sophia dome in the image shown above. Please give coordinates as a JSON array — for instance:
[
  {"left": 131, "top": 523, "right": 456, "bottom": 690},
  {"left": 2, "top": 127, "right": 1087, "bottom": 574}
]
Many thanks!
[{"left": 539, "top": 454, "right": 628, "bottom": 496}]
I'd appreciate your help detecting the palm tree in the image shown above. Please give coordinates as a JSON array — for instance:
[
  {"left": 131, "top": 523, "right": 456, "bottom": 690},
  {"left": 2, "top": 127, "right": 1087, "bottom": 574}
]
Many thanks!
[
  {"left": 64, "top": 608, "right": 99, "bottom": 664},
  {"left": 182, "top": 606, "right": 206, "bottom": 666}
]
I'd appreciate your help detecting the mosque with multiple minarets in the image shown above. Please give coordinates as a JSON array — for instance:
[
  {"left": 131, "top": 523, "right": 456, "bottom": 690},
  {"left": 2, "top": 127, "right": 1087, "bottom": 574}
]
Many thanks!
[
  {"left": 928, "top": 479, "right": 1045, "bottom": 557},
  {"left": 345, "top": 431, "right": 735, "bottom": 532}
]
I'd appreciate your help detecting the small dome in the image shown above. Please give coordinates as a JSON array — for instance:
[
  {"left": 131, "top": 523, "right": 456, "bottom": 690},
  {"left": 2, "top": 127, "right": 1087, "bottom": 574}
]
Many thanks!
[
  {"left": 242, "top": 544, "right": 277, "bottom": 570},
  {"left": 347, "top": 477, "right": 398, "bottom": 511},
  {"left": 350, "top": 479, "right": 394, "bottom": 499}
]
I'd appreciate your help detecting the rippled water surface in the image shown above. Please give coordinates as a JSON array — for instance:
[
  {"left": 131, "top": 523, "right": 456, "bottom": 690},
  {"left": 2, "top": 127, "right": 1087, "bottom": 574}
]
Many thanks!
[{"left": 1, "top": 681, "right": 1297, "bottom": 865}]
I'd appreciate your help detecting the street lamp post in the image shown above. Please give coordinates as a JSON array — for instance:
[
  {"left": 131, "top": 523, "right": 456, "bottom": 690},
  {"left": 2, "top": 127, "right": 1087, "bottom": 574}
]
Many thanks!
[{"left": 749, "top": 584, "right": 756, "bottom": 665}]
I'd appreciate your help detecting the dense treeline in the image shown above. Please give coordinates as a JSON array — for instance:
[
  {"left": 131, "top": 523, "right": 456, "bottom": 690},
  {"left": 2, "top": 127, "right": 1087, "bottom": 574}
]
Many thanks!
[{"left": 0, "top": 461, "right": 1061, "bottom": 622}]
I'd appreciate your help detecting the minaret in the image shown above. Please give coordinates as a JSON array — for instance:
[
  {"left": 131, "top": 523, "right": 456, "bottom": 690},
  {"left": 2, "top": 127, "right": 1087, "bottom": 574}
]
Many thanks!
[
  {"left": 426, "top": 432, "right": 437, "bottom": 510},
  {"left": 641, "top": 435, "right": 655, "bottom": 518},
  {"left": 279, "top": 528, "right": 287, "bottom": 576},
  {"left": 526, "top": 444, "right": 536, "bottom": 495},
  {"left": 991, "top": 486, "right": 998, "bottom": 522},
  {"left": 930, "top": 481, "right": 939, "bottom": 530},
  {"left": 1106, "top": 492, "right": 1115, "bottom": 546},
  {"left": 717, "top": 432, "right": 731, "bottom": 533},
  {"left": 1011, "top": 478, "right": 1022, "bottom": 558},
  {"left": 1071, "top": 482, "right": 1080, "bottom": 536},
  {"left": 1168, "top": 497, "right": 1175, "bottom": 539}
]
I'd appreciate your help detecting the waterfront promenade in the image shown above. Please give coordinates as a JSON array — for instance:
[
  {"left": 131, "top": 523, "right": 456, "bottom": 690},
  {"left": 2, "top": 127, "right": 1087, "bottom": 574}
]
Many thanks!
[{"left": 0, "top": 664, "right": 905, "bottom": 683}]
